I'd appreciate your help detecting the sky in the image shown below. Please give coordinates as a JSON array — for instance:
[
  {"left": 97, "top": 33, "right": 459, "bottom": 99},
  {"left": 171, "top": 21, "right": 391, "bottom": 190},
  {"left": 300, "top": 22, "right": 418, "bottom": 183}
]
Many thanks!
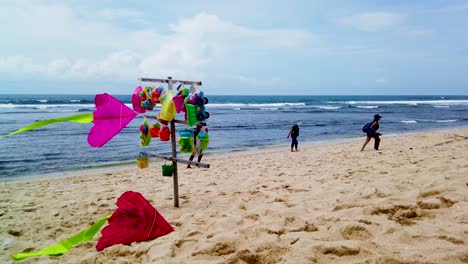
[{"left": 0, "top": 0, "right": 467, "bottom": 95}]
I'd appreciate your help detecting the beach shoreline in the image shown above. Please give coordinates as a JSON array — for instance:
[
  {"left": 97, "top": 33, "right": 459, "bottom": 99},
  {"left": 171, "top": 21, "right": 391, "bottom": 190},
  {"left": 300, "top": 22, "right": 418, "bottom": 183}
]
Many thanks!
[
  {"left": 1, "top": 128, "right": 467, "bottom": 263},
  {"left": 3, "top": 125, "right": 468, "bottom": 183}
]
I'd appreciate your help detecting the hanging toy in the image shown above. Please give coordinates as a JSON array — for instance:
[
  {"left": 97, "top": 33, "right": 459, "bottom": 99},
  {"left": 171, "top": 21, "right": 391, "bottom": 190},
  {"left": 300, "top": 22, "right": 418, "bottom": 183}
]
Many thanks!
[
  {"left": 136, "top": 152, "right": 149, "bottom": 169},
  {"left": 139, "top": 120, "right": 151, "bottom": 147},
  {"left": 159, "top": 125, "right": 171, "bottom": 141},
  {"left": 139, "top": 86, "right": 156, "bottom": 110},
  {"left": 185, "top": 91, "right": 210, "bottom": 126},
  {"left": 149, "top": 123, "right": 161, "bottom": 138},
  {"left": 185, "top": 96, "right": 198, "bottom": 127},
  {"left": 172, "top": 87, "right": 191, "bottom": 113},
  {"left": 158, "top": 90, "right": 176, "bottom": 122},
  {"left": 151, "top": 86, "right": 164, "bottom": 104},
  {"left": 132, "top": 86, "right": 147, "bottom": 113},
  {"left": 178, "top": 129, "right": 194, "bottom": 153},
  {"left": 195, "top": 91, "right": 209, "bottom": 121},
  {"left": 141, "top": 99, "right": 155, "bottom": 110},
  {"left": 142, "top": 86, "right": 153, "bottom": 99},
  {"left": 197, "top": 130, "right": 210, "bottom": 150}
]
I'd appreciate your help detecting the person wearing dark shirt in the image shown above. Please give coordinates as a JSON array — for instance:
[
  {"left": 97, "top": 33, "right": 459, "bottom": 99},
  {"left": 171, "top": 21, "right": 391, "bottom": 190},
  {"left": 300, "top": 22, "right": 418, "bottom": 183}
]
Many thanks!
[
  {"left": 287, "top": 122, "right": 301, "bottom": 152},
  {"left": 361, "top": 114, "right": 382, "bottom": 151}
]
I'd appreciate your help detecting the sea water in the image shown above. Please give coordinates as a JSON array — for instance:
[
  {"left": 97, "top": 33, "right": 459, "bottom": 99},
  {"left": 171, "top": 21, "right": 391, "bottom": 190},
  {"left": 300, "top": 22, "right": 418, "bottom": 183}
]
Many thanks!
[{"left": 1, "top": 94, "right": 467, "bottom": 179}]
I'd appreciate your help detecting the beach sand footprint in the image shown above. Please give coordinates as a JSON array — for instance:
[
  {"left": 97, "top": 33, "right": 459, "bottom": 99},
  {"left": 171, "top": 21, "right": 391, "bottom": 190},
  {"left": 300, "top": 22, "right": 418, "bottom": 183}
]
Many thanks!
[
  {"left": 170, "top": 238, "right": 198, "bottom": 257},
  {"left": 368, "top": 203, "right": 436, "bottom": 225},
  {"left": 317, "top": 242, "right": 361, "bottom": 257},
  {"left": 227, "top": 243, "right": 288, "bottom": 264},
  {"left": 341, "top": 223, "right": 372, "bottom": 240},
  {"left": 191, "top": 240, "right": 238, "bottom": 257}
]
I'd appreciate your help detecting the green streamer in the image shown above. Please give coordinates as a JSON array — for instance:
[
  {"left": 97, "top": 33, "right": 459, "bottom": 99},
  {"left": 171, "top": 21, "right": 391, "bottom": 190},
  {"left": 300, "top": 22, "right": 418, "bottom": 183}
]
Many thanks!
[
  {"left": 11, "top": 214, "right": 111, "bottom": 261},
  {"left": 1, "top": 113, "right": 93, "bottom": 139}
]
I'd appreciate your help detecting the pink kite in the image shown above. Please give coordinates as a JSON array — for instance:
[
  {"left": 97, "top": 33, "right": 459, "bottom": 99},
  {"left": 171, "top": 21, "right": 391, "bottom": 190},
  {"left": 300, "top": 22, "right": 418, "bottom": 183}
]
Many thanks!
[
  {"left": 88, "top": 93, "right": 137, "bottom": 148},
  {"left": 96, "top": 191, "right": 174, "bottom": 251}
]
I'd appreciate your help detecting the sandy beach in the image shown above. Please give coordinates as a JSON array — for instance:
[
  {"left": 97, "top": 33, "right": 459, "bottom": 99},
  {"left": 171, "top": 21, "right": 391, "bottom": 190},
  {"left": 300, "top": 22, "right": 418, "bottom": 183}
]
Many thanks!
[{"left": 1, "top": 129, "right": 467, "bottom": 263}]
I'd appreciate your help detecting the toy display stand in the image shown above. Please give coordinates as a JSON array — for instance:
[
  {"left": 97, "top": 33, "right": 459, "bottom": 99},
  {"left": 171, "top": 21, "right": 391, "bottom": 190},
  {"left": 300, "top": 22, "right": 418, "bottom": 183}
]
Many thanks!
[{"left": 139, "top": 76, "right": 210, "bottom": 208}]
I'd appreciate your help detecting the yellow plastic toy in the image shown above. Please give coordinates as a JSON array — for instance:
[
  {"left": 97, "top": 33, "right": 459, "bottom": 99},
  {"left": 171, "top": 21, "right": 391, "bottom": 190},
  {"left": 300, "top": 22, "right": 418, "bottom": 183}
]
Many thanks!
[{"left": 158, "top": 89, "right": 176, "bottom": 122}]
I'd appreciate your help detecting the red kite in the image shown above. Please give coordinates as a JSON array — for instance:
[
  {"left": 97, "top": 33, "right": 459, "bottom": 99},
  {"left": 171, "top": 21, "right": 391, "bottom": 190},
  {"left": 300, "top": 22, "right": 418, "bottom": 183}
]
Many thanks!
[{"left": 96, "top": 191, "right": 174, "bottom": 251}]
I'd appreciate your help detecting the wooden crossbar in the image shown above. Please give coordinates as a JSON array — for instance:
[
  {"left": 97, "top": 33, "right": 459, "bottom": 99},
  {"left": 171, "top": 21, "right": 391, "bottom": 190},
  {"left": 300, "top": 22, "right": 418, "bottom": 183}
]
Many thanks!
[
  {"left": 139, "top": 77, "right": 202, "bottom": 86},
  {"left": 143, "top": 115, "right": 187, "bottom": 125},
  {"left": 146, "top": 152, "right": 210, "bottom": 168}
]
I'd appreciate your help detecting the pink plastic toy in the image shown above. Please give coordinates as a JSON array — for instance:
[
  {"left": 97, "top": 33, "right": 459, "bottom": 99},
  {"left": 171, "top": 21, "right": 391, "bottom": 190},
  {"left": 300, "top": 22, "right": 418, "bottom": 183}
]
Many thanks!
[{"left": 132, "top": 86, "right": 146, "bottom": 113}]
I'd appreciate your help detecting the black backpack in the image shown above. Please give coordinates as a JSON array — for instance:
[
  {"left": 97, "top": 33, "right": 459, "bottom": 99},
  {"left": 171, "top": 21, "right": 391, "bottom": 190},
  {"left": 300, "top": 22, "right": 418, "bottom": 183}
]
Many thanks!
[
  {"left": 362, "top": 122, "right": 372, "bottom": 133},
  {"left": 292, "top": 125, "right": 299, "bottom": 137}
]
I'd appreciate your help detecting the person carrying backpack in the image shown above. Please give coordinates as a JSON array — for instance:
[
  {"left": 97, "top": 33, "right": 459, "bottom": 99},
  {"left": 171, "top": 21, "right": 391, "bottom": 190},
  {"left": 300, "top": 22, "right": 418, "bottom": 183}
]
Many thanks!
[
  {"left": 361, "top": 114, "right": 382, "bottom": 151},
  {"left": 187, "top": 122, "right": 207, "bottom": 168},
  {"left": 287, "top": 122, "right": 301, "bottom": 152}
]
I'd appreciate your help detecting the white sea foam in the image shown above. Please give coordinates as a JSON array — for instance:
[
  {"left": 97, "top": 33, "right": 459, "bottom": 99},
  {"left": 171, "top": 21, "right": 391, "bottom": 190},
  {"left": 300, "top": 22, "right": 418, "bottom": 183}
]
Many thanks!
[
  {"left": 356, "top": 105, "right": 378, "bottom": 109},
  {"left": 0, "top": 104, "right": 96, "bottom": 109},
  {"left": 260, "top": 107, "right": 279, "bottom": 110},
  {"left": 312, "top": 105, "right": 342, "bottom": 110},
  {"left": 69, "top": 100, "right": 81, "bottom": 102},
  {"left": 37, "top": 99, "right": 48, "bottom": 103},
  {"left": 337, "top": 100, "right": 468, "bottom": 105},
  {"left": 433, "top": 105, "right": 450, "bottom": 108},
  {"left": 417, "top": 119, "right": 457, "bottom": 123},
  {"left": 207, "top": 103, "right": 306, "bottom": 108},
  {"left": 435, "top": 119, "right": 457, "bottom": 123},
  {"left": 401, "top": 120, "right": 418, "bottom": 124}
]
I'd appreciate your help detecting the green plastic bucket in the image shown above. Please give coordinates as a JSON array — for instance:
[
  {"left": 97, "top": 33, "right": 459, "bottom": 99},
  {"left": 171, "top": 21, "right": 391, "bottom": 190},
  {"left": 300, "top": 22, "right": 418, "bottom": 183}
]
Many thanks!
[{"left": 162, "top": 164, "right": 174, "bottom": 177}]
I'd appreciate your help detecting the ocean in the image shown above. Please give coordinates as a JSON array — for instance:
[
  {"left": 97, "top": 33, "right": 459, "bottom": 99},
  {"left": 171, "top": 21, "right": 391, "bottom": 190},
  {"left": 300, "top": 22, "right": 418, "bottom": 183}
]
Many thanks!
[{"left": 1, "top": 94, "right": 468, "bottom": 179}]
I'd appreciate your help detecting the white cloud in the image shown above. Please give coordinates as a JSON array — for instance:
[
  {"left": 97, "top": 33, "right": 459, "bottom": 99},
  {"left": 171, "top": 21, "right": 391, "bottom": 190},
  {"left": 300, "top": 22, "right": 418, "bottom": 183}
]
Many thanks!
[
  {"left": 0, "top": 51, "right": 141, "bottom": 80},
  {"left": 0, "top": 4, "right": 315, "bottom": 86},
  {"left": 0, "top": 56, "right": 41, "bottom": 75},
  {"left": 169, "top": 13, "right": 315, "bottom": 49},
  {"left": 336, "top": 12, "right": 405, "bottom": 32}
]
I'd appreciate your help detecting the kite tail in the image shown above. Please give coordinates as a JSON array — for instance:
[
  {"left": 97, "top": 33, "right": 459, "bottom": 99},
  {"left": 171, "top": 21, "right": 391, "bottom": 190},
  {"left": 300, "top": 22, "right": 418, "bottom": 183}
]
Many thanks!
[
  {"left": 0, "top": 113, "right": 93, "bottom": 139},
  {"left": 11, "top": 214, "right": 111, "bottom": 261}
]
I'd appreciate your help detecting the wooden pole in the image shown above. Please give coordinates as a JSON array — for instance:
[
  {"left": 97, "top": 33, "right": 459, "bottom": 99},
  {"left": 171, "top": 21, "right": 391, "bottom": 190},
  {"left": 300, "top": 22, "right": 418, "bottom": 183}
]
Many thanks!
[{"left": 170, "top": 119, "right": 179, "bottom": 207}]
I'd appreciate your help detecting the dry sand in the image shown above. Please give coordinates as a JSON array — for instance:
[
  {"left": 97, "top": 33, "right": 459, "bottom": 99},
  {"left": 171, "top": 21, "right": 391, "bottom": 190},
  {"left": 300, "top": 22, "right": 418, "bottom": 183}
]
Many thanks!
[{"left": 1, "top": 129, "right": 467, "bottom": 263}]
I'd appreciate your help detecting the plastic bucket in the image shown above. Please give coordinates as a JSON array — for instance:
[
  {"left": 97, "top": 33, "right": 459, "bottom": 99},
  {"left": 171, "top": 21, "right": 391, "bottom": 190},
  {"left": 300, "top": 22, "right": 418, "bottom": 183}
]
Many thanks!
[
  {"left": 162, "top": 164, "right": 174, "bottom": 177},
  {"left": 159, "top": 126, "right": 171, "bottom": 141},
  {"left": 197, "top": 132, "right": 209, "bottom": 150},
  {"left": 137, "top": 157, "right": 149, "bottom": 169}
]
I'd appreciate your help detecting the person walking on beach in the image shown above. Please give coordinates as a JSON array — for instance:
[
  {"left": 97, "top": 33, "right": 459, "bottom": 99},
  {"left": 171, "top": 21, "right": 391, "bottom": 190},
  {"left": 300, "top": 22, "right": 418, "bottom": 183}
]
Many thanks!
[
  {"left": 187, "top": 123, "right": 207, "bottom": 168},
  {"left": 287, "top": 122, "right": 301, "bottom": 152},
  {"left": 361, "top": 114, "right": 382, "bottom": 151}
]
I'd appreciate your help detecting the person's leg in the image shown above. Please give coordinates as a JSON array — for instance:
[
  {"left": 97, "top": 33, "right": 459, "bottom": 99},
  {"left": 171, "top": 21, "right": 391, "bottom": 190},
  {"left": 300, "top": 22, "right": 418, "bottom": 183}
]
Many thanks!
[
  {"left": 291, "top": 138, "right": 295, "bottom": 152},
  {"left": 293, "top": 138, "right": 298, "bottom": 151},
  {"left": 197, "top": 150, "right": 203, "bottom": 162},
  {"left": 187, "top": 153, "right": 195, "bottom": 168},
  {"left": 374, "top": 135, "right": 380, "bottom": 150},
  {"left": 361, "top": 137, "right": 371, "bottom": 151}
]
